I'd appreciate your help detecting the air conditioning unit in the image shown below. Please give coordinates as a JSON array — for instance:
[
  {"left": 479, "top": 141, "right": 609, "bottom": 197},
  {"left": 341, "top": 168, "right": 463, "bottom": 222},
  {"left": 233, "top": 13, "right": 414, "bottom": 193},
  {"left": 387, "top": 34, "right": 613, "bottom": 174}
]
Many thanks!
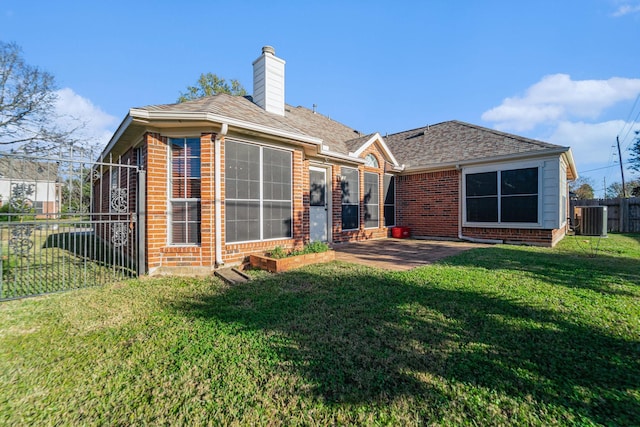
[{"left": 575, "top": 206, "right": 607, "bottom": 237}]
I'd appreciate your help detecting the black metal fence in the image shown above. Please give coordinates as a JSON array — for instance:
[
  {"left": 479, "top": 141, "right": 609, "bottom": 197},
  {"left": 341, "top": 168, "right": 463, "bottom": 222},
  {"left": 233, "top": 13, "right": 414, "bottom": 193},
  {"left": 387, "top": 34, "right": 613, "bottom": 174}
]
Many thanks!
[{"left": 0, "top": 151, "right": 142, "bottom": 300}]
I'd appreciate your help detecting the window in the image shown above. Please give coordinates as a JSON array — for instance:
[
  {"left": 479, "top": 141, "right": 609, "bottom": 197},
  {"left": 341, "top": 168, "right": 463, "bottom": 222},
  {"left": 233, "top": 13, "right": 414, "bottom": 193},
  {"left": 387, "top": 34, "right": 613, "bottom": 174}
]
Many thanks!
[
  {"left": 364, "top": 154, "right": 379, "bottom": 168},
  {"left": 225, "top": 140, "right": 292, "bottom": 243},
  {"left": 33, "top": 201, "right": 44, "bottom": 214},
  {"left": 341, "top": 167, "right": 359, "bottom": 230},
  {"left": 465, "top": 167, "right": 539, "bottom": 224},
  {"left": 364, "top": 172, "right": 379, "bottom": 228},
  {"left": 384, "top": 174, "right": 395, "bottom": 226},
  {"left": 169, "top": 138, "right": 201, "bottom": 245}
]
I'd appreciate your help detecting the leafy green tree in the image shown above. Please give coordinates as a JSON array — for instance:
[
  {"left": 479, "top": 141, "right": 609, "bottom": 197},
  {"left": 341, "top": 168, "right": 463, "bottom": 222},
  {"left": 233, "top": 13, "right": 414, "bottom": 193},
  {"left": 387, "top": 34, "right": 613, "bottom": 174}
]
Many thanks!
[
  {"left": 605, "top": 179, "right": 640, "bottom": 198},
  {"left": 569, "top": 177, "right": 595, "bottom": 199},
  {"left": 630, "top": 131, "right": 640, "bottom": 172},
  {"left": 178, "top": 73, "right": 247, "bottom": 102}
]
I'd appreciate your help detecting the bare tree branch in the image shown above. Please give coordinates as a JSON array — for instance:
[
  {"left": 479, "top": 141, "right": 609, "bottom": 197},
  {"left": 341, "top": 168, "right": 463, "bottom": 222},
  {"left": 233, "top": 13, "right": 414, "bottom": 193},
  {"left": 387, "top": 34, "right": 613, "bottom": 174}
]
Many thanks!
[{"left": 0, "top": 41, "right": 86, "bottom": 153}]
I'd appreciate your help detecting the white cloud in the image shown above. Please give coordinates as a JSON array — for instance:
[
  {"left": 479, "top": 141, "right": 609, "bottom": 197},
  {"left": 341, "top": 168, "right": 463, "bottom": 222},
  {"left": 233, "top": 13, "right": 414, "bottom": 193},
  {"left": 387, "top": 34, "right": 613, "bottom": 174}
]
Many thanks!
[
  {"left": 546, "top": 120, "right": 630, "bottom": 167},
  {"left": 481, "top": 74, "right": 640, "bottom": 132},
  {"left": 612, "top": 3, "right": 640, "bottom": 17},
  {"left": 54, "top": 88, "right": 117, "bottom": 150}
]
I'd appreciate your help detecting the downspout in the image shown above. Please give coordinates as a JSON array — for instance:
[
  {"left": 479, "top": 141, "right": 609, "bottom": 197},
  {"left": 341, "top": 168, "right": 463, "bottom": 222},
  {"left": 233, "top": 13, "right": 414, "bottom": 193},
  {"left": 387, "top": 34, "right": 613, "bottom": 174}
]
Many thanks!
[
  {"left": 214, "top": 123, "right": 228, "bottom": 267},
  {"left": 457, "top": 165, "right": 503, "bottom": 244}
]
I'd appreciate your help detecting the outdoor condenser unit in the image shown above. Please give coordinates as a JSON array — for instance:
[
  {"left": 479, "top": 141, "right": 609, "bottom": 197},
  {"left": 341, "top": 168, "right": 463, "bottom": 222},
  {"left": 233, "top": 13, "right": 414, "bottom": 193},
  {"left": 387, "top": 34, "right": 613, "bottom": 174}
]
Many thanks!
[{"left": 575, "top": 206, "right": 607, "bottom": 237}]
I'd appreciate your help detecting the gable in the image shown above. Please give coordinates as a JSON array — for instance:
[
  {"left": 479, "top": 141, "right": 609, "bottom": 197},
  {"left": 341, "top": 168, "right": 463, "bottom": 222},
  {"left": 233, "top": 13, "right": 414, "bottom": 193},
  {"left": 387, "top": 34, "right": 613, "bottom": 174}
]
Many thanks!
[
  {"left": 348, "top": 133, "right": 401, "bottom": 170},
  {"left": 385, "top": 121, "right": 572, "bottom": 173}
]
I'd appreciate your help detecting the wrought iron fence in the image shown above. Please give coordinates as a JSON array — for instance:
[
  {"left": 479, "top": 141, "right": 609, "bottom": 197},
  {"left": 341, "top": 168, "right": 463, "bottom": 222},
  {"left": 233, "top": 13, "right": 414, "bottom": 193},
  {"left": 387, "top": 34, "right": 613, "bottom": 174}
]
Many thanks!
[{"left": 0, "top": 151, "right": 142, "bottom": 300}]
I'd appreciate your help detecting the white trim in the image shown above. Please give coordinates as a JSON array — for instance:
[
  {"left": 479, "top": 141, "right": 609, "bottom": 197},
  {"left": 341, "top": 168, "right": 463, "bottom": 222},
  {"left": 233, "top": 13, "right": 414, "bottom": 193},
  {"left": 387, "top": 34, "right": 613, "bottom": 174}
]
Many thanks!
[
  {"left": 224, "top": 140, "right": 294, "bottom": 244},
  {"left": 100, "top": 114, "right": 133, "bottom": 162},
  {"left": 340, "top": 166, "right": 360, "bottom": 231},
  {"left": 402, "top": 147, "right": 571, "bottom": 174},
  {"left": 167, "top": 137, "right": 202, "bottom": 246},
  {"left": 319, "top": 147, "right": 365, "bottom": 164},
  {"left": 214, "top": 127, "right": 226, "bottom": 266},
  {"left": 462, "top": 160, "right": 543, "bottom": 228},
  {"left": 349, "top": 133, "right": 400, "bottom": 167},
  {"left": 309, "top": 165, "right": 331, "bottom": 242},
  {"left": 364, "top": 154, "right": 379, "bottom": 168},
  {"left": 383, "top": 173, "right": 396, "bottom": 228},
  {"left": 129, "top": 109, "right": 324, "bottom": 146},
  {"left": 363, "top": 171, "right": 380, "bottom": 229}
]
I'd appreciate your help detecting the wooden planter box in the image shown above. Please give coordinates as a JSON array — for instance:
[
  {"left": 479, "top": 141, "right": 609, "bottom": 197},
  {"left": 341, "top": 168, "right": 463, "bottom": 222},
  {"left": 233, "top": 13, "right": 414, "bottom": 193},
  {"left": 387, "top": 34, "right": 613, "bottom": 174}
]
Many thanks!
[{"left": 249, "top": 250, "right": 335, "bottom": 273}]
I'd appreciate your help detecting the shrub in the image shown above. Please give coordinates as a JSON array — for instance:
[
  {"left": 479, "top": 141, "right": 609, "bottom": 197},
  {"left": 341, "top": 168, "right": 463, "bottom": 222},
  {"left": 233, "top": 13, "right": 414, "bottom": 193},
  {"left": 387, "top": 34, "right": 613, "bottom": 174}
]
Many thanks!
[
  {"left": 269, "top": 242, "right": 330, "bottom": 259},
  {"left": 302, "top": 241, "right": 330, "bottom": 254},
  {"left": 268, "top": 246, "right": 288, "bottom": 259}
]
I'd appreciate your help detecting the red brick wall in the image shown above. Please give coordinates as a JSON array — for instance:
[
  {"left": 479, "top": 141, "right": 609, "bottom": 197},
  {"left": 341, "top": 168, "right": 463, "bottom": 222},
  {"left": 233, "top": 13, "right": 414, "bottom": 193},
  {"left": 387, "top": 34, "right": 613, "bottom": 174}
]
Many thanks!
[
  {"left": 395, "top": 167, "right": 565, "bottom": 247},
  {"left": 462, "top": 227, "right": 560, "bottom": 247},
  {"left": 396, "top": 169, "right": 460, "bottom": 238},
  {"left": 145, "top": 132, "right": 169, "bottom": 271}
]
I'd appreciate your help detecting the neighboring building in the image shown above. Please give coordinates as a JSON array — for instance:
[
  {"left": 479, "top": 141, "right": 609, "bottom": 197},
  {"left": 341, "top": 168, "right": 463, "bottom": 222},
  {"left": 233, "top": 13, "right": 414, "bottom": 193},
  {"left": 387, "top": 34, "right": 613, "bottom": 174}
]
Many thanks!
[
  {"left": 98, "top": 46, "right": 577, "bottom": 275},
  {"left": 0, "top": 157, "right": 60, "bottom": 217}
]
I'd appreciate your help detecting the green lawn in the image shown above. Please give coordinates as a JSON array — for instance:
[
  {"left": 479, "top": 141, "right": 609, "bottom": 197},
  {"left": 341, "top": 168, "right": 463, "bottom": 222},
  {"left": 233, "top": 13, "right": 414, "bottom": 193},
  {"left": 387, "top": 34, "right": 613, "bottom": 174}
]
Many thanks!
[{"left": 1, "top": 234, "right": 638, "bottom": 425}]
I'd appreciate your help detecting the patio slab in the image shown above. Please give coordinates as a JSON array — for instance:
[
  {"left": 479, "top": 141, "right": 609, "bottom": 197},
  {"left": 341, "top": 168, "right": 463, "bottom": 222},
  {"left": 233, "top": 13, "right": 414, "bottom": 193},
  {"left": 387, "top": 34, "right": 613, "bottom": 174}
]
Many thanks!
[{"left": 331, "top": 238, "right": 488, "bottom": 271}]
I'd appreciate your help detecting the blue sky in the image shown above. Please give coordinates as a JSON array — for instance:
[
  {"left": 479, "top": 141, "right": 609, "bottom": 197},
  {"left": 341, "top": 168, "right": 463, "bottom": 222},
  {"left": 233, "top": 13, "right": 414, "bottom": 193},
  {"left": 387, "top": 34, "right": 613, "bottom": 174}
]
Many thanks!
[{"left": 2, "top": 0, "right": 639, "bottom": 197}]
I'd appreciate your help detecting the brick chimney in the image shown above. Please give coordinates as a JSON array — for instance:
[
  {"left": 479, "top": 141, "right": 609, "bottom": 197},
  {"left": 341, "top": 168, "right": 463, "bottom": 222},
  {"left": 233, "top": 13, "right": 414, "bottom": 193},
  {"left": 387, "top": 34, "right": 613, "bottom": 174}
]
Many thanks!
[{"left": 252, "top": 46, "right": 285, "bottom": 116}]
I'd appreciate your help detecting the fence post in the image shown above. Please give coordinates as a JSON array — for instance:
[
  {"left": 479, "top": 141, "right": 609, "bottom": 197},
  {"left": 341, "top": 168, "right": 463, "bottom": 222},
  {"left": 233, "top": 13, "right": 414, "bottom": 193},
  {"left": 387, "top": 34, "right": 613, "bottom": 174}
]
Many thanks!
[{"left": 137, "top": 169, "right": 146, "bottom": 276}]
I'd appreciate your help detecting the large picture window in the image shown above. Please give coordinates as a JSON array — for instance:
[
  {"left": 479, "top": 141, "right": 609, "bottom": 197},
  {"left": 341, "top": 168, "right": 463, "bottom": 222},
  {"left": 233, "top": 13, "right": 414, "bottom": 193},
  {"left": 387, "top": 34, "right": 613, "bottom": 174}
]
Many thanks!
[
  {"left": 225, "top": 140, "right": 292, "bottom": 243},
  {"left": 364, "top": 172, "right": 379, "bottom": 228},
  {"left": 465, "top": 167, "right": 539, "bottom": 224},
  {"left": 383, "top": 174, "right": 395, "bottom": 227},
  {"left": 341, "top": 167, "right": 359, "bottom": 230},
  {"left": 170, "top": 138, "right": 201, "bottom": 245}
]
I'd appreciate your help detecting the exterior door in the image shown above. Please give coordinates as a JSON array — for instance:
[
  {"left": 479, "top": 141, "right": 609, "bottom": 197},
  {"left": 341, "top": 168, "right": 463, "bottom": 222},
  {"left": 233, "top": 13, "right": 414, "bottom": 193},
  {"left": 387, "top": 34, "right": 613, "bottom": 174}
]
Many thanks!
[{"left": 309, "top": 167, "right": 328, "bottom": 242}]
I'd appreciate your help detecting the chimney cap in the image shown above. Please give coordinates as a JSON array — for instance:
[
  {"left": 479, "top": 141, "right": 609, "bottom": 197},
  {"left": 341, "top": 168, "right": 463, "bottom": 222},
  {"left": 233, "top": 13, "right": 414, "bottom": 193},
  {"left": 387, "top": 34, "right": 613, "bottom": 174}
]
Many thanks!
[{"left": 262, "top": 45, "right": 275, "bottom": 55}]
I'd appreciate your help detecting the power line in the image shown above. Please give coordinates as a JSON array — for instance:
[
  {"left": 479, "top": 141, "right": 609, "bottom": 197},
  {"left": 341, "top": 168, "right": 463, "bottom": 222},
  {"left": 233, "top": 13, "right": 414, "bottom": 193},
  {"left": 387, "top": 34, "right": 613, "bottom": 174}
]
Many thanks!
[
  {"left": 579, "top": 164, "right": 618, "bottom": 174},
  {"left": 619, "top": 92, "right": 640, "bottom": 147}
]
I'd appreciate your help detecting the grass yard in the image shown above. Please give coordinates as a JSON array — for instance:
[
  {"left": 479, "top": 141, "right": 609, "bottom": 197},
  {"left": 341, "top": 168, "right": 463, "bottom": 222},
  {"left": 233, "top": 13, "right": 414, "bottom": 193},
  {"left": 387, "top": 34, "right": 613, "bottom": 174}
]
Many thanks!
[
  {"left": 1, "top": 234, "right": 639, "bottom": 425},
  {"left": 1, "top": 225, "right": 135, "bottom": 299}
]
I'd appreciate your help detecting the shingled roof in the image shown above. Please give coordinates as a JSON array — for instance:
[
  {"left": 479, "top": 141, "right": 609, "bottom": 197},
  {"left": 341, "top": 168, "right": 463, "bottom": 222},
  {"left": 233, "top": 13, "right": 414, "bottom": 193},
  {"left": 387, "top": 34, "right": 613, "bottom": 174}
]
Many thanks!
[
  {"left": 385, "top": 120, "right": 570, "bottom": 170},
  {"left": 129, "top": 96, "right": 574, "bottom": 175},
  {"left": 0, "top": 158, "right": 59, "bottom": 181},
  {"left": 136, "top": 94, "right": 361, "bottom": 155}
]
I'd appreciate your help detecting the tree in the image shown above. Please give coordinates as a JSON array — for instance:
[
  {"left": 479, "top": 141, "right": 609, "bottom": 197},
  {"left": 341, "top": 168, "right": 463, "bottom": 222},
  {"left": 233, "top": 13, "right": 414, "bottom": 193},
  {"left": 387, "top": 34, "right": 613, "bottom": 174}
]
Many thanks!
[
  {"left": 178, "top": 73, "right": 247, "bottom": 102},
  {"left": 569, "top": 177, "right": 595, "bottom": 199},
  {"left": 630, "top": 130, "right": 640, "bottom": 172},
  {"left": 0, "top": 41, "right": 81, "bottom": 152},
  {"left": 605, "top": 179, "right": 640, "bottom": 198}
]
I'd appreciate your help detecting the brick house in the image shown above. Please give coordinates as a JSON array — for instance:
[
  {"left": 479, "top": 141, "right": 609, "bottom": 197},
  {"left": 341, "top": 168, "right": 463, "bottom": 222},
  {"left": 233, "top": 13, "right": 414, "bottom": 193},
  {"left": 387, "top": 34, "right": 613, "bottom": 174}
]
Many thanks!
[
  {"left": 0, "top": 157, "right": 60, "bottom": 218},
  {"left": 98, "top": 46, "right": 577, "bottom": 275}
]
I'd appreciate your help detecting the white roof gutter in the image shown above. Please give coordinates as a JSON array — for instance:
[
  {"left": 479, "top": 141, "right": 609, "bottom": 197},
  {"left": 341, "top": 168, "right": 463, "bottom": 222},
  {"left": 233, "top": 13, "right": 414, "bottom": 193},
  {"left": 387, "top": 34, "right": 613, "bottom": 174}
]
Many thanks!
[
  {"left": 129, "top": 109, "right": 324, "bottom": 146},
  {"left": 402, "top": 147, "right": 573, "bottom": 174},
  {"left": 99, "top": 114, "right": 134, "bottom": 162}
]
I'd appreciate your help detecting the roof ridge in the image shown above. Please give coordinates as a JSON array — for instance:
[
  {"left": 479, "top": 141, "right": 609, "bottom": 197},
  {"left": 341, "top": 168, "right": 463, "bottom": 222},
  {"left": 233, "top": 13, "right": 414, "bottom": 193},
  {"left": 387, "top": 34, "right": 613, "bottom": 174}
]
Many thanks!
[
  {"left": 385, "top": 120, "right": 458, "bottom": 137},
  {"left": 449, "top": 120, "right": 563, "bottom": 148}
]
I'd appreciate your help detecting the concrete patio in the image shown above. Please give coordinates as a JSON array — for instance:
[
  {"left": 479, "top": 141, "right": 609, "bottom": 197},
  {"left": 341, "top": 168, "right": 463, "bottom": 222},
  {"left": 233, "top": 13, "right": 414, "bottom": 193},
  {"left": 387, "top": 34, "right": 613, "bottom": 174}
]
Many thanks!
[{"left": 331, "top": 238, "right": 489, "bottom": 271}]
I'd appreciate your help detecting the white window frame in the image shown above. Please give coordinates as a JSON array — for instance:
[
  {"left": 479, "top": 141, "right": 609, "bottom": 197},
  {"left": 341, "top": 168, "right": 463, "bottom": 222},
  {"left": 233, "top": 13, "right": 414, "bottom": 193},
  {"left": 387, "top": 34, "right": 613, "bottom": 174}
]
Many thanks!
[
  {"left": 224, "top": 139, "right": 293, "bottom": 244},
  {"left": 341, "top": 167, "right": 360, "bottom": 231},
  {"left": 364, "top": 171, "right": 379, "bottom": 229},
  {"left": 364, "top": 154, "right": 379, "bottom": 168},
  {"left": 168, "top": 137, "right": 201, "bottom": 246},
  {"left": 462, "top": 161, "right": 543, "bottom": 228},
  {"left": 384, "top": 173, "right": 396, "bottom": 227}
]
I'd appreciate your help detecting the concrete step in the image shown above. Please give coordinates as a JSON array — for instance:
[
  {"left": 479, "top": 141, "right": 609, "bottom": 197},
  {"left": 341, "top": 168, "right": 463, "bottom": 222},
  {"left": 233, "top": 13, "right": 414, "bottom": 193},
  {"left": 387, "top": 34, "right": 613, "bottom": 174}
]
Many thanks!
[{"left": 214, "top": 267, "right": 251, "bottom": 285}]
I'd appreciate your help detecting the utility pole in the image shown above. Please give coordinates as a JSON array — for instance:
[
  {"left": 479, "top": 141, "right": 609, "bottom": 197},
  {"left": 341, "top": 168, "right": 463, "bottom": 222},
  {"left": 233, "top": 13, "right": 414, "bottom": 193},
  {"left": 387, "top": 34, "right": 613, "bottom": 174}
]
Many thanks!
[{"left": 617, "top": 136, "right": 627, "bottom": 198}]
